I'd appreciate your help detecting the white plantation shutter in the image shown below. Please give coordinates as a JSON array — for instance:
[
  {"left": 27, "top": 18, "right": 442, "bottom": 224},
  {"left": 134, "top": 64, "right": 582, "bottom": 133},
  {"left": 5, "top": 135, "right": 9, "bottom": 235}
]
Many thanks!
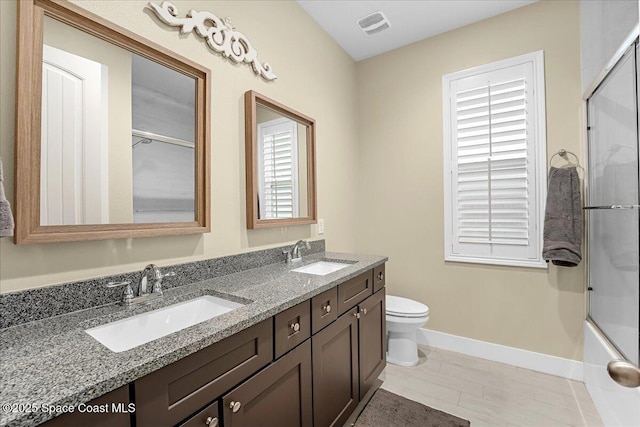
[
  {"left": 258, "top": 118, "right": 299, "bottom": 219},
  {"left": 443, "top": 52, "right": 547, "bottom": 268}
]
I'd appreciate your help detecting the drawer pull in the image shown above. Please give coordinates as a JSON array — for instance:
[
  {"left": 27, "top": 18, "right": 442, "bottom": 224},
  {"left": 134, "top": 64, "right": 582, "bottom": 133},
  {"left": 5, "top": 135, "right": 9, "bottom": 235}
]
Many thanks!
[
  {"left": 205, "top": 416, "right": 219, "bottom": 426},
  {"left": 378, "top": 271, "right": 384, "bottom": 281},
  {"left": 361, "top": 308, "right": 367, "bottom": 315},
  {"left": 229, "top": 401, "right": 242, "bottom": 413},
  {"left": 323, "top": 304, "right": 331, "bottom": 313},
  {"left": 290, "top": 322, "right": 300, "bottom": 332}
]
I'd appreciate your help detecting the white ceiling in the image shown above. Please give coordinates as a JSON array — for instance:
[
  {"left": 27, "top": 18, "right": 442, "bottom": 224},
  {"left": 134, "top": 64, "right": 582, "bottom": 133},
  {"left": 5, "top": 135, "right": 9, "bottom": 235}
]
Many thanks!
[{"left": 297, "top": 0, "right": 537, "bottom": 61}]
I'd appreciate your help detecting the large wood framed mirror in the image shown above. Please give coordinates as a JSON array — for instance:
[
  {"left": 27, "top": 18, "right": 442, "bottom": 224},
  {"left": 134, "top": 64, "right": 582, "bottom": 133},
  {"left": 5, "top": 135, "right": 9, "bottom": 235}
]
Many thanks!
[
  {"left": 245, "top": 91, "right": 317, "bottom": 229},
  {"left": 14, "top": 0, "right": 210, "bottom": 244}
]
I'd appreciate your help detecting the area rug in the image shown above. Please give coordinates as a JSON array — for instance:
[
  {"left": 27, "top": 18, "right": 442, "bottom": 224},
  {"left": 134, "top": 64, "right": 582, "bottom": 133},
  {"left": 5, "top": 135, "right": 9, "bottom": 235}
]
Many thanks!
[{"left": 354, "top": 388, "right": 471, "bottom": 427}]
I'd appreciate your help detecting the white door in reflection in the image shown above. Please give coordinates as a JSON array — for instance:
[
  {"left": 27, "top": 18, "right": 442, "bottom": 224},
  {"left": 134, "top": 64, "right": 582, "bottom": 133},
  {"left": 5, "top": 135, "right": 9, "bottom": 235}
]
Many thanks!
[{"left": 40, "top": 45, "right": 108, "bottom": 225}]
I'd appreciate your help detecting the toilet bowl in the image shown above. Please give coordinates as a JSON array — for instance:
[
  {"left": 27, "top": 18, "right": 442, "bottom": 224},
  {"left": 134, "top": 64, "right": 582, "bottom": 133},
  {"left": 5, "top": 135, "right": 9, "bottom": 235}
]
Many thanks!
[{"left": 386, "top": 295, "right": 429, "bottom": 366}]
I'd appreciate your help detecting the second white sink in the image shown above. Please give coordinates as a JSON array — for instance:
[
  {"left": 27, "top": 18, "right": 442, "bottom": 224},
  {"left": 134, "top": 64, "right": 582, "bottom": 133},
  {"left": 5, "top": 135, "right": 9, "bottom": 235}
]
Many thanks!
[
  {"left": 86, "top": 295, "right": 243, "bottom": 352},
  {"left": 291, "top": 261, "right": 350, "bottom": 276}
]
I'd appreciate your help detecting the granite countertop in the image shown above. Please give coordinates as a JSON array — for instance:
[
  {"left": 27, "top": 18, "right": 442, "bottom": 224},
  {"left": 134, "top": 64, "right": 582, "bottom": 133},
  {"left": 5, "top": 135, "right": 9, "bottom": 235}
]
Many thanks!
[{"left": 0, "top": 251, "right": 386, "bottom": 427}]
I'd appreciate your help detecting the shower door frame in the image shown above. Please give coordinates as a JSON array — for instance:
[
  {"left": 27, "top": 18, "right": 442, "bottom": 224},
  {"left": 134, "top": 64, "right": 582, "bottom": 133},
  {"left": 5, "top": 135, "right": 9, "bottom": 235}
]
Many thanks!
[
  {"left": 583, "top": 34, "right": 640, "bottom": 365},
  {"left": 581, "top": 23, "right": 640, "bottom": 427}
]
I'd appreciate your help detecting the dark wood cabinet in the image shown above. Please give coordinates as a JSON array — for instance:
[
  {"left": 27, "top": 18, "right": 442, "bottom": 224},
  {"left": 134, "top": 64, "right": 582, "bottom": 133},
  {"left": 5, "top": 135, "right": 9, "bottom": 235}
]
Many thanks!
[
  {"left": 337, "top": 271, "right": 373, "bottom": 315},
  {"left": 274, "top": 300, "right": 311, "bottom": 358},
  {"left": 312, "top": 307, "right": 359, "bottom": 427},
  {"left": 373, "top": 264, "right": 385, "bottom": 293},
  {"left": 41, "top": 264, "right": 387, "bottom": 427},
  {"left": 223, "top": 339, "right": 312, "bottom": 427},
  {"left": 311, "top": 285, "right": 387, "bottom": 427},
  {"left": 358, "top": 288, "right": 386, "bottom": 400},
  {"left": 134, "top": 319, "right": 273, "bottom": 427},
  {"left": 39, "top": 386, "right": 131, "bottom": 427},
  {"left": 311, "top": 287, "right": 338, "bottom": 334}
]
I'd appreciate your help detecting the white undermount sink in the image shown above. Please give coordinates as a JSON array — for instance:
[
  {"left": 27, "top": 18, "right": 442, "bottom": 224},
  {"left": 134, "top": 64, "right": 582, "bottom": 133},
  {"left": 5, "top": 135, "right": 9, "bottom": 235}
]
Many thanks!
[
  {"left": 85, "top": 295, "right": 243, "bottom": 352},
  {"left": 291, "top": 261, "right": 350, "bottom": 276}
]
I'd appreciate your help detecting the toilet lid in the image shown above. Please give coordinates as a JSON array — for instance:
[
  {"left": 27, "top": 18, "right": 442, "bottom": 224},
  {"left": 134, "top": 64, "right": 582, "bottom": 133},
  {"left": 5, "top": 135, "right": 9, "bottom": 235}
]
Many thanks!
[{"left": 386, "top": 295, "right": 429, "bottom": 318}]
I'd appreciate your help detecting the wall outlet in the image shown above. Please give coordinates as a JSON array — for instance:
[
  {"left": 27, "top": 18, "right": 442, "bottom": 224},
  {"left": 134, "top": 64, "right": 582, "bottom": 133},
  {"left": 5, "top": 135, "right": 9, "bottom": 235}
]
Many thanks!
[{"left": 318, "top": 219, "right": 325, "bottom": 235}]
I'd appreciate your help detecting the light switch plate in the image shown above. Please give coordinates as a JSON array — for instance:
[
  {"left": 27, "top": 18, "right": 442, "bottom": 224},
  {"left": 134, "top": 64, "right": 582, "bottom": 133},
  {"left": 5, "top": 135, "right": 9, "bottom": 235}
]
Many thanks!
[{"left": 318, "top": 219, "right": 325, "bottom": 235}]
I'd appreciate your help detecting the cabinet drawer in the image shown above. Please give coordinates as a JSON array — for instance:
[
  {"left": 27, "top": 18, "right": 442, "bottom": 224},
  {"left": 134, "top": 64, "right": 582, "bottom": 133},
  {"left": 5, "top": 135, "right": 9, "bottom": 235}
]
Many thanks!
[
  {"left": 135, "top": 319, "right": 273, "bottom": 427},
  {"left": 39, "top": 386, "right": 130, "bottom": 427},
  {"left": 223, "top": 340, "right": 312, "bottom": 427},
  {"left": 337, "top": 271, "right": 373, "bottom": 315},
  {"left": 311, "top": 287, "right": 337, "bottom": 334},
  {"left": 178, "top": 401, "right": 219, "bottom": 427},
  {"left": 275, "top": 300, "right": 310, "bottom": 359},
  {"left": 373, "top": 264, "right": 385, "bottom": 293}
]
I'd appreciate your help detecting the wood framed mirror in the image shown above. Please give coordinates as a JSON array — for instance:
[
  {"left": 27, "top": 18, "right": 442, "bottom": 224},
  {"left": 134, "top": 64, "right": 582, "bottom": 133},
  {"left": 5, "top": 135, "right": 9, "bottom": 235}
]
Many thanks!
[
  {"left": 245, "top": 91, "right": 317, "bottom": 229},
  {"left": 14, "top": 0, "right": 211, "bottom": 244}
]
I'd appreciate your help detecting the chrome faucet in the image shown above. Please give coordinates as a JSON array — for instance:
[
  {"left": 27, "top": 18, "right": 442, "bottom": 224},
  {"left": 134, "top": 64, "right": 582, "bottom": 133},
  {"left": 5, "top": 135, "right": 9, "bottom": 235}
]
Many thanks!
[
  {"left": 283, "top": 240, "right": 311, "bottom": 263},
  {"left": 107, "top": 264, "right": 176, "bottom": 306}
]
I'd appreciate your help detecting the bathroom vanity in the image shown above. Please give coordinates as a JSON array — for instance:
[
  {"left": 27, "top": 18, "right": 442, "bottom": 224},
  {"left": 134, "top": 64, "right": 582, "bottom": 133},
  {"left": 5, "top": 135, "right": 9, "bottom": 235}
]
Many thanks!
[{"left": 0, "top": 251, "right": 386, "bottom": 427}]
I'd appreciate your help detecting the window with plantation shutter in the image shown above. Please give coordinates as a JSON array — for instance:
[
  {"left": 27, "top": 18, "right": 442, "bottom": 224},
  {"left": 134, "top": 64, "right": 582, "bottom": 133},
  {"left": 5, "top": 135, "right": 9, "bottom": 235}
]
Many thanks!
[
  {"left": 258, "top": 117, "right": 299, "bottom": 219},
  {"left": 442, "top": 51, "right": 547, "bottom": 268}
]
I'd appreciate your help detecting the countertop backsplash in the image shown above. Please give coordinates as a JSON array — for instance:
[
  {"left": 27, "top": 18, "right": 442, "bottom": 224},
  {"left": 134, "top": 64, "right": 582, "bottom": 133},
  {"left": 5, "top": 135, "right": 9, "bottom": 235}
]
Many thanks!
[{"left": 0, "top": 240, "right": 325, "bottom": 329}]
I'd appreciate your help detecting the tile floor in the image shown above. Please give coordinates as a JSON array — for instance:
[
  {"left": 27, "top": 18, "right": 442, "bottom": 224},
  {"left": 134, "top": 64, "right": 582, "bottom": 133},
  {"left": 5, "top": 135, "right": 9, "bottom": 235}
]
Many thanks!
[{"left": 380, "top": 345, "right": 603, "bottom": 427}]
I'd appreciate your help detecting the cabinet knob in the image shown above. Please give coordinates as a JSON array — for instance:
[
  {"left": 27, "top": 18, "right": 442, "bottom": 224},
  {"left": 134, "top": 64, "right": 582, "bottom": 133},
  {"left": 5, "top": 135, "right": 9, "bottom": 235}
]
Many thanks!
[
  {"left": 378, "top": 271, "right": 384, "bottom": 281},
  {"left": 205, "top": 417, "right": 218, "bottom": 426},
  {"left": 323, "top": 304, "right": 331, "bottom": 313},
  {"left": 353, "top": 312, "right": 360, "bottom": 319},
  {"left": 361, "top": 308, "right": 367, "bottom": 315},
  {"left": 229, "top": 401, "right": 241, "bottom": 413},
  {"left": 290, "top": 322, "right": 300, "bottom": 332}
]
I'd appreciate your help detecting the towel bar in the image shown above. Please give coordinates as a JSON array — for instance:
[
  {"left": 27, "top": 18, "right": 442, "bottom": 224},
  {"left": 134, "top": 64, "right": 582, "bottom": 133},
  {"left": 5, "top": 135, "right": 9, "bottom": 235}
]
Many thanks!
[{"left": 583, "top": 205, "right": 640, "bottom": 210}]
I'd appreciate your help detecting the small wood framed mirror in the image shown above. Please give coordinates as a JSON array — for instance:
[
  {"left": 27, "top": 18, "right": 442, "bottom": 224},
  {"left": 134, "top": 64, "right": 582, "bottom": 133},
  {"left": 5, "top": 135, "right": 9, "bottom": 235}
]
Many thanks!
[
  {"left": 14, "top": 0, "right": 211, "bottom": 244},
  {"left": 245, "top": 91, "right": 317, "bottom": 229}
]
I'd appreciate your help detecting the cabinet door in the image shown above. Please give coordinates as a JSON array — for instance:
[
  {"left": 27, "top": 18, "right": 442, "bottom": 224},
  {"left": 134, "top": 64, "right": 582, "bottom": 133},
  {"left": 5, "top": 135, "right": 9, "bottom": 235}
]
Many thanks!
[
  {"left": 358, "top": 289, "right": 386, "bottom": 400},
  {"left": 312, "top": 307, "right": 359, "bottom": 427},
  {"left": 223, "top": 340, "right": 312, "bottom": 427},
  {"left": 135, "top": 319, "right": 272, "bottom": 427}
]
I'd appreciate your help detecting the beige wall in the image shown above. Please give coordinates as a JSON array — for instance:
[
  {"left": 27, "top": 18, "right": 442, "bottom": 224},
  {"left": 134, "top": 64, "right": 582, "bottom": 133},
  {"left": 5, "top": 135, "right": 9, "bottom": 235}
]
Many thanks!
[
  {"left": 355, "top": 1, "right": 585, "bottom": 360},
  {"left": 0, "top": 0, "right": 358, "bottom": 292},
  {"left": 43, "top": 16, "right": 134, "bottom": 223}
]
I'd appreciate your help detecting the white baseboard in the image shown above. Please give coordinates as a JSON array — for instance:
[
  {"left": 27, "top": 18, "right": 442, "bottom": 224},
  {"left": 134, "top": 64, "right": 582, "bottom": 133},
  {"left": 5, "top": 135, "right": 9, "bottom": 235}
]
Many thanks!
[{"left": 416, "top": 328, "right": 584, "bottom": 381}]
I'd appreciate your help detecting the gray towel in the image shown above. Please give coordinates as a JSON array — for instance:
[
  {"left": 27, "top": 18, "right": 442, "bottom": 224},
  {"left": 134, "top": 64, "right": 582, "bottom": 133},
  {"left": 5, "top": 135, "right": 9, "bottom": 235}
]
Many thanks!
[
  {"left": 542, "top": 167, "right": 582, "bottom": 267},
  {"left": 0, "top": 158, "right": 15, "bottom": 238}
]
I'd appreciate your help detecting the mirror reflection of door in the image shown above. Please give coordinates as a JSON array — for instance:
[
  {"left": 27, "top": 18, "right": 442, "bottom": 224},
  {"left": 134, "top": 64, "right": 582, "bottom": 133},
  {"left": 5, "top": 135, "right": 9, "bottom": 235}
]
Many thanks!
[
  {"left": 40, "top": 45, "right": 109, "bottom": 225},
  {"left": 40, "top": 15, "right": 197, "bottom": 226}
]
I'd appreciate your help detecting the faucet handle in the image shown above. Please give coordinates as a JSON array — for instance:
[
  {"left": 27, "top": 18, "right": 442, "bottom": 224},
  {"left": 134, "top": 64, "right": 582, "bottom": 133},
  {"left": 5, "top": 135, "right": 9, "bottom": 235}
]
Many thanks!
[
  {"left": 152, "top": 270, "right": 176, "bottom": 296},
  {"left": 106, "top": 281, "right": 134, "bottom": 305},
  {"left": 106, "top": 280, "right": 132, "bottom": 288},
  {"left": 282, "top": 250, "right": 292, "bottom": 263}
]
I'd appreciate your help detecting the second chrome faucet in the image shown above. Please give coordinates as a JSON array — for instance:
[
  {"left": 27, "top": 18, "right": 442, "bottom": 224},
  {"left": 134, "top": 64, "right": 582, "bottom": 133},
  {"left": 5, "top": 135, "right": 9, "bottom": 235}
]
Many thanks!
[
  {"left": 283, "top": 240, "right": 311, "bottom": 263},
  {"left": 107, "top": 264, "right": 176, "bottom": 306}
]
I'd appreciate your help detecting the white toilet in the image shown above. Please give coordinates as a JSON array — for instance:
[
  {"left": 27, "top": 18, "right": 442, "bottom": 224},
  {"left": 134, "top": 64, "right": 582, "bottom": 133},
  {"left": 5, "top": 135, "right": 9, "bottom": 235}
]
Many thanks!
[{"left": 385, "top": 295, "right": 430, "bottom": 366}]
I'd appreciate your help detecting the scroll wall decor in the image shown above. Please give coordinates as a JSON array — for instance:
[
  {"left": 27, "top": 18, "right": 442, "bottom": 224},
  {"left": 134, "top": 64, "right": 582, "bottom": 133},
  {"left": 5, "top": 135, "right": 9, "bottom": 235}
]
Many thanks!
[{"left": 147, "top": 1, "right": 277, "bottom": 81}]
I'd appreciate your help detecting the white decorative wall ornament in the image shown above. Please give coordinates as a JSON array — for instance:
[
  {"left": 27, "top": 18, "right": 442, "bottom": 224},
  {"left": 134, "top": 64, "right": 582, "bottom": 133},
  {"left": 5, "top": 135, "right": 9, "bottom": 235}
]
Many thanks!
[{"left": 147, "top": 1, "right": 277, "bottom": 81}]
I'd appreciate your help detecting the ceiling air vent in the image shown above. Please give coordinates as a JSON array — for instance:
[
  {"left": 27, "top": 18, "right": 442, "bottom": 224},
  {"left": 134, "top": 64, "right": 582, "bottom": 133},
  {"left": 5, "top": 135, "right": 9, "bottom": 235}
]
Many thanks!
[{"left": 357, "top": 11, "right": 391, "bottom": 36}]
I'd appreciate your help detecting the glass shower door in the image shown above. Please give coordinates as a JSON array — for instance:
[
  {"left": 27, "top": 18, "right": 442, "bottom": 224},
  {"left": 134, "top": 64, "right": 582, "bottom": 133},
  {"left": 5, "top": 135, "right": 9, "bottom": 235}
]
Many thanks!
[{"left": 586, "top": 42, "right": 639, "bottom": 366}]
